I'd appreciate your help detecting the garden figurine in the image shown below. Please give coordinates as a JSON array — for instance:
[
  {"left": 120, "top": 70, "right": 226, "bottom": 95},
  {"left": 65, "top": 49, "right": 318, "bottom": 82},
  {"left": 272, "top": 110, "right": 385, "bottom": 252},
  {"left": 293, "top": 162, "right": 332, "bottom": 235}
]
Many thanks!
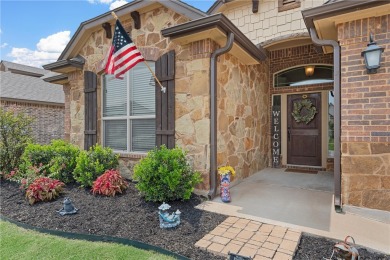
[
  {"left": 58, "top": 197, "right": 78, "bottom": 216},
  {"left": 218, "top": 166, "right": 235, "bottom": 202},
  {"left": 158, "top": 202, "right": 181, "bottom": 228}
]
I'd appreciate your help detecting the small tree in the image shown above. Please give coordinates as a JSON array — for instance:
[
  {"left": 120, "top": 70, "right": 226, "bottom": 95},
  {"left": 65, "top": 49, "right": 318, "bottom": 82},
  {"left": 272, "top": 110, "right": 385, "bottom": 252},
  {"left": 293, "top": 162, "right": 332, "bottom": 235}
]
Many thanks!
[{"left": 0, "top": 108, "right": 34, "bottom": 172}]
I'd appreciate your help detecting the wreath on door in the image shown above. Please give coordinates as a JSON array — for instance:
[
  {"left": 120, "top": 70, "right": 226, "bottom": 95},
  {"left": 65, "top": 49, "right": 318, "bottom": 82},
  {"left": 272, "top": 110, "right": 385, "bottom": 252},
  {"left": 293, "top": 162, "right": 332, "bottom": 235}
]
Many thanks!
[{"left": 291, "top": 99, "right": 318, "bottom": 124}]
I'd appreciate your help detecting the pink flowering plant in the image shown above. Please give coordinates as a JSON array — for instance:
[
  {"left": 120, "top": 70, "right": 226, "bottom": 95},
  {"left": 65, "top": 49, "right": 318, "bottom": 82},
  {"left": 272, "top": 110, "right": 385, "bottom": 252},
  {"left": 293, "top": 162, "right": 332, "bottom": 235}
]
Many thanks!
[
  {"left": 92, "top": 169, "right": 128, "bottom": 197},
  {"left": 25, "top": 177, "right": 65, "bottom": 205}
]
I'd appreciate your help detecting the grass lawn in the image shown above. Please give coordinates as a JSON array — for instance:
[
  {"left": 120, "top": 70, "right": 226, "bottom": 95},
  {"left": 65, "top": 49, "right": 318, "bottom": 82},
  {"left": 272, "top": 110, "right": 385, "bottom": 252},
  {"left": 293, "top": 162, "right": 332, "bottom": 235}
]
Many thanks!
[{"left": 0, "top": 220, "right": 174, "bottom": 260}]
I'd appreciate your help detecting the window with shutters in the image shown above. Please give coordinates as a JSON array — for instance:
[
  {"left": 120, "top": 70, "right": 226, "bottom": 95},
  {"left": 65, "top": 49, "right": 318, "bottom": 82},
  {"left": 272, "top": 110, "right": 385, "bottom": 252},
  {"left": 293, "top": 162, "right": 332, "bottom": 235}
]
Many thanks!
[
  {"left": 102, "top": 61, "right": 155, "bottom": 153},
  {"left": 278, "top": 0, "right": 300, "bottom": 12}
]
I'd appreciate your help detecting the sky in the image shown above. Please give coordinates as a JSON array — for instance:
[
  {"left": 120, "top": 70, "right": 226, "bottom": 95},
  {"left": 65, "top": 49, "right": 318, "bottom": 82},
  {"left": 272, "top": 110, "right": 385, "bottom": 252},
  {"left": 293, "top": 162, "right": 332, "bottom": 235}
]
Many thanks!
[{"left": 0, "top": 0, "right": 215, "bottom": 68}]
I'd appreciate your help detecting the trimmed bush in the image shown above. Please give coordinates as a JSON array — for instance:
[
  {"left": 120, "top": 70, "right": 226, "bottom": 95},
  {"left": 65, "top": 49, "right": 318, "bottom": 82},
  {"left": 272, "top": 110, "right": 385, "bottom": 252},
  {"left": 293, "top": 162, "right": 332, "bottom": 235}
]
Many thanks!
[
  {"left": 133, "top": 145, "right": 202, "bottom": 202},
  {"left": 25, "top": 177, "right": 65, "bottom": 205},
  {"left": 21, "top": 143, "right": 54, "bottom": 176},
  {"left": 19, "top": 140, "right": 80, "bottom": 183},
  {"left": 92, "top": 169, "right": 128, "bottom": 196},
  {"left": 73, "top": 145, "right": 119, "bottom": 187},
  {"left": 0, "top": 108, "right": 34, "bottom": 173},
  {"left": 48, "top": 140, "right": 80, "bottom": 183}
]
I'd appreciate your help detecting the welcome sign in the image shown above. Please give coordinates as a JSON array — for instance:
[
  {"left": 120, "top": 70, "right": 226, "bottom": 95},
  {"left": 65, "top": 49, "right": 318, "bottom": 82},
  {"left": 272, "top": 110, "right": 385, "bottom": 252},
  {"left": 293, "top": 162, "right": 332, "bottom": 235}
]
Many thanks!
[{"left": 272, "top": 106, "right": 281, "bottom": 167}]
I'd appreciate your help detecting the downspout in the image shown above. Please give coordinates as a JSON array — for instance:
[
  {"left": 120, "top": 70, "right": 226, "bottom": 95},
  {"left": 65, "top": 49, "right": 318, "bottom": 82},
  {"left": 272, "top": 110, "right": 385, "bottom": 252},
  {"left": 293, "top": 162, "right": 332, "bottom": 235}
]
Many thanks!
[
  {"left": 309, "top": 28, "right": 342, "bottom": 213},
  {"left": 208, "top": 33, "right": 235, "bottom": 199}
]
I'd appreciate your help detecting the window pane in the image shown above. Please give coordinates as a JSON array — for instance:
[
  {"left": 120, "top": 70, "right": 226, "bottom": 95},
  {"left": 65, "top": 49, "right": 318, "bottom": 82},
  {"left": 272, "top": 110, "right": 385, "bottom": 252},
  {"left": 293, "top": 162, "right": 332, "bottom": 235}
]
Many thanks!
[
  {"left": 131, "top": 119, "right": 155, "bottom": 152},
  {"left": 130, "top": 62, "right": 156, "bottom": 116},
  {"left": 274, "top": 65, "right": 333, "bottom": 87},
  {"left": 273, "top": 95, "right": 281, "bottom": 106},
  {"left": 103, "top": 74, "right": 127, "bottom": 117},
  {"left": 104, "top": 120, "right": 127, "bottom": 151}
]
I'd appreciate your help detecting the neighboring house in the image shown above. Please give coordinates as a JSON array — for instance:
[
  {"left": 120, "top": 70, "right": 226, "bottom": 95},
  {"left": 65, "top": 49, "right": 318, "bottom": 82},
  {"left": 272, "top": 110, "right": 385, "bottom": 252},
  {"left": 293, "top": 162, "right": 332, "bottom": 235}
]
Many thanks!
[
  {"left": 0, "top": 61, "right": 65, "bottom": 144},
  {"left": 44, "top": 0, "right": 389, "bottom": 212}
]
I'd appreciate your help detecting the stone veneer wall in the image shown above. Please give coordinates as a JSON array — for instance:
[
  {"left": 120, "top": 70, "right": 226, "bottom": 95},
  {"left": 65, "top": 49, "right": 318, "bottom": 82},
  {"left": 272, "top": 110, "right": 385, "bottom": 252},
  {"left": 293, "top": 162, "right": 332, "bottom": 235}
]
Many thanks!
[
  {"left": 65, "top": 6, "right": 189, "bottom": 149},
  {"left": 1, "top": 100, "right": 64, "bottom": 144},
  {"left": 338, "top": 15, "right": 390, "bottom": 211},
  {"left": 63, "top": 6, "right": 217, "bottom": 188},
  {"left": 217, "top": 53, "right": 270, "bottom": 182},
  {"left": 174, "top": 39, "right": 218, "bottom": 190},
  {"left": 221, "top": 0, "right": 327, "bottom": 44}
]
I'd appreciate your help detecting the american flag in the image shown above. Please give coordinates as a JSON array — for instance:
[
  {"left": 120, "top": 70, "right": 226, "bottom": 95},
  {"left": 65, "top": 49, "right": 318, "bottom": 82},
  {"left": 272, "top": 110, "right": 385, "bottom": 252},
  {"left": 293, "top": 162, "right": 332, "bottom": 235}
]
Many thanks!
[{"left": 105, "top": 20, "right": 144, "bottom": 79}]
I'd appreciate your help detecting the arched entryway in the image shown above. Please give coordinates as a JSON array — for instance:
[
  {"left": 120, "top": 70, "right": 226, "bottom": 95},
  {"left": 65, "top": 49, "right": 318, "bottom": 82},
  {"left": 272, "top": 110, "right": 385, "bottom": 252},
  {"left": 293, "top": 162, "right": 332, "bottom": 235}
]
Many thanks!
[{"left": 272, "top": 64, "right": 334, "bottom": 170}]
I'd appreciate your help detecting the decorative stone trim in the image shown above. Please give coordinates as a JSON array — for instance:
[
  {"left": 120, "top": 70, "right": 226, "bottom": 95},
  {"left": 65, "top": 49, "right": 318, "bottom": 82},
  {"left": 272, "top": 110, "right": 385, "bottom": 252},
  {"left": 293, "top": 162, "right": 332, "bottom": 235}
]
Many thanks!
[
  {"left": 118, "top": 153, "right": 147, "bottom": 159},
  {"left": 138, "top": 47, "right": 161, "bottom": 61}
]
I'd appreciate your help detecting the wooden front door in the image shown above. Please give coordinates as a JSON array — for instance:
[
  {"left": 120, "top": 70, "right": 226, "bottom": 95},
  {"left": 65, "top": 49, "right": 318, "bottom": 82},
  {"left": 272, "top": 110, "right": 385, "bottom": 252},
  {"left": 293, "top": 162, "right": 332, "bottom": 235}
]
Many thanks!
[{"left": 287, "top": 93, "right": 321, "bottom": 166}]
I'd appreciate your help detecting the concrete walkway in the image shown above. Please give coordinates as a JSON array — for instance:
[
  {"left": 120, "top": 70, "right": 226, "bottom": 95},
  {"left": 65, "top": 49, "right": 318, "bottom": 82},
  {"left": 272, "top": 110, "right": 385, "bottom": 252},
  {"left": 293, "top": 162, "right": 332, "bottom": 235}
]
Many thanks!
[{"left": 196, "top": 168, "right": 390, "bottom": 257}]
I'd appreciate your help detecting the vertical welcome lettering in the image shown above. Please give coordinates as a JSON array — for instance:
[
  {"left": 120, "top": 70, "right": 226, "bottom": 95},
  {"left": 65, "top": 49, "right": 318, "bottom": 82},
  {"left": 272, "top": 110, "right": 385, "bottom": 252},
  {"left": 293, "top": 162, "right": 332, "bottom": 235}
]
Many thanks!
[{"left": 272, "top": 106, "right": 281, "bottom": 167}]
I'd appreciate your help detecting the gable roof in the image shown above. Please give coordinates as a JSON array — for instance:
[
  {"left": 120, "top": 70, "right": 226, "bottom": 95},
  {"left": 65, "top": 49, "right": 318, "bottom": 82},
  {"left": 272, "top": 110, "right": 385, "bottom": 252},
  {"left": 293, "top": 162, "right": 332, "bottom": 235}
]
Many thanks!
[
  {"left": 0, "top": 71, "right": 64, "bottom": 105},
  {"left": 0, "top": 60, "right": 48, "bottom": 77},
  {"left": 58, "top": 0, "right": 207, "bottom": 61}
]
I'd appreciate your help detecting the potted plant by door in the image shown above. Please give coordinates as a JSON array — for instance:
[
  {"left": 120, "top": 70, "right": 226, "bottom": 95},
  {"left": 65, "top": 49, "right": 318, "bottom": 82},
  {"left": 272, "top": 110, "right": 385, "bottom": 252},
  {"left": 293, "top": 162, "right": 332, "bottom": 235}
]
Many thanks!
[{"left": 218, "top": 166, "right": 236, "bottom": 202}]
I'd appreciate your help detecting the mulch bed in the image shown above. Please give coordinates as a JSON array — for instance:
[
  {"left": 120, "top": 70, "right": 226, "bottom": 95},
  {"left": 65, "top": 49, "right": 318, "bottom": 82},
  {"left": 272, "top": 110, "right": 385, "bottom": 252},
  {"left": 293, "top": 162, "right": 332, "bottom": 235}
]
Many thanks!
[
  {"left": 295, "top": 234, "right": 389, "bottom": 260},
  {"left": 1, "top": 179, "right": 389, "bottom": 260}
]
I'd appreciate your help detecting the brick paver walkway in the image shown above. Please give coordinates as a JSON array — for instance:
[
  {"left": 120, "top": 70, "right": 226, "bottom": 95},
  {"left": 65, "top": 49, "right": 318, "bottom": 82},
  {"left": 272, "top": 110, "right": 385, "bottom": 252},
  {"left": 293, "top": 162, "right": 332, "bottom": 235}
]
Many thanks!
[{"left": 195, "top": 216, "right": 301, "bottom": 259}]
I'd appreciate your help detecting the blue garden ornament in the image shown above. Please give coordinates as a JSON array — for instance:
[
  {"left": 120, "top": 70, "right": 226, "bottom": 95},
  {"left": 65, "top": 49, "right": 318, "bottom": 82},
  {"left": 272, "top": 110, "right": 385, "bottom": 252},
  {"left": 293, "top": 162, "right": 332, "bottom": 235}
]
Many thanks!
[
  {"left": 158, "top": 202, "right": 181, "bottom": 228},
  {"left": 58, "top": 197, "right": 78, "bottom": 216}
]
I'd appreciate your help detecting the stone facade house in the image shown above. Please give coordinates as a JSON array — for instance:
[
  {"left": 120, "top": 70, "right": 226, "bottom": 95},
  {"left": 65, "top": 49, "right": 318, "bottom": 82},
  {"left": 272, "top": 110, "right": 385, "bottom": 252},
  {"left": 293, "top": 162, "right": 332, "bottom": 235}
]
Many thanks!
[
  {"left": 44, "top": 0, "right": 389, "bottom": 212},
  {"left": 0, "top": 61, "right": 65, "bottom": 144}
]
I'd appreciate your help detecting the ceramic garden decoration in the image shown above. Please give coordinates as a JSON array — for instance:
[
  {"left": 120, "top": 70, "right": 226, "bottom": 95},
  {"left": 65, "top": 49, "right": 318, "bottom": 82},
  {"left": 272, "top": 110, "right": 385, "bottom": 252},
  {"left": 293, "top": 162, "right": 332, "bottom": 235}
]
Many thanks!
[
  {"left": 218, "top": 166, "right": 236, "bottom": 203},
  {"left": 158, "top": 202, "right": 181, "bottom": 228},
  {"left": 58, "top": 197, "right": 78, "bottom": 216}
]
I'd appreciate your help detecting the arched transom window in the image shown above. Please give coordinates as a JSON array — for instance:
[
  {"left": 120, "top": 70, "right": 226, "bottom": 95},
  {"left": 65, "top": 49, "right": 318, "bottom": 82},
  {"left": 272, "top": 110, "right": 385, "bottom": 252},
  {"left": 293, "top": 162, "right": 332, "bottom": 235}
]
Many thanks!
[{"left": 274, "top": 65, "right": 333, "bottom": 87}]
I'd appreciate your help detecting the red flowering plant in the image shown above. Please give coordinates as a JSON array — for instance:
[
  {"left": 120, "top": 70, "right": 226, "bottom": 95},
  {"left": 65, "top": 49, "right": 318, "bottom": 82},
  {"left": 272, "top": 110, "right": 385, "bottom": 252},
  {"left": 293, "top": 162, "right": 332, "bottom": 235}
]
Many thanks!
[
  {"left": 25, "top": 177, "right": 65, "bottom": 205},
  {"left": 91, "top": 169, "right": 128, "bottom": 197}
]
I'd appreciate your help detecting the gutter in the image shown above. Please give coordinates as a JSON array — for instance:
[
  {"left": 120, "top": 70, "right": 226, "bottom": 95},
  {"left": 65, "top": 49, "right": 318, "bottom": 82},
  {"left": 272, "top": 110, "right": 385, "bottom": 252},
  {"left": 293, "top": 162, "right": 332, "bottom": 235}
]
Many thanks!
[
  {"left": 208, "top": 33, "right": 235, "bottom": 199},
  {"left": 162, "top": 13, "right": 267, "bottom": 62},
  {"left": 309, "top": 28, "right": 342, "bottom": 213}
]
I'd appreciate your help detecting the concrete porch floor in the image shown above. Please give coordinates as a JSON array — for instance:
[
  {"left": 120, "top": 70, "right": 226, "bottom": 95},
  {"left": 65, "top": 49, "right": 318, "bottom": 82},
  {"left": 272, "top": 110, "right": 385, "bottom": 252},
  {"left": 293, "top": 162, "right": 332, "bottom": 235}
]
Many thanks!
[{"left": 196, "top": 168, "right": 390, "bottom": 254}]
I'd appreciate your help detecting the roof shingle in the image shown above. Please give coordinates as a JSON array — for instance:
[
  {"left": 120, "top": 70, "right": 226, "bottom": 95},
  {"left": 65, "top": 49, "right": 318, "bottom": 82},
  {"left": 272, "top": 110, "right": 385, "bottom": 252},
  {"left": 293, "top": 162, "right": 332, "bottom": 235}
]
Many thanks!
[{"left": 0, "top": 71, "right": 64, "bottom": 104}]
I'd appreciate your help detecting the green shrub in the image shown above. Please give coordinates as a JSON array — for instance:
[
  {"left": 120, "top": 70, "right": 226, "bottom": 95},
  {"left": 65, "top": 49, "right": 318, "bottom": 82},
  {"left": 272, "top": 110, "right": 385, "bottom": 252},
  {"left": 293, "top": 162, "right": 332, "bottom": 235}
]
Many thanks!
[
  {"left": 133, "top": 145, "right": 202, "bottom": 202},
  {"left": 73, "top": 145, "right": 119, "bottom": 187},
  {"left": 48, "top": 140, "right": 80, "bottom": 183},
  {"left": 21, "top": 143, "right": 54, "bottom": 175},
  {"left": 0, "top": 108, "right": 34, "bottom": 172},
  {"left": 19, "top": 140, "right": 80, "bottom": 183}
]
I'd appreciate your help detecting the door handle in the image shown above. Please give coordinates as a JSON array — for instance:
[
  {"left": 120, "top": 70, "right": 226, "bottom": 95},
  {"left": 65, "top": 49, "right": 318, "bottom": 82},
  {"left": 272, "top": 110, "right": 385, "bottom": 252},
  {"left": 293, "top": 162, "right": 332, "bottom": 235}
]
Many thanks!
[{"left": 288, "top": 127, "right": 291, "bottom": 141}]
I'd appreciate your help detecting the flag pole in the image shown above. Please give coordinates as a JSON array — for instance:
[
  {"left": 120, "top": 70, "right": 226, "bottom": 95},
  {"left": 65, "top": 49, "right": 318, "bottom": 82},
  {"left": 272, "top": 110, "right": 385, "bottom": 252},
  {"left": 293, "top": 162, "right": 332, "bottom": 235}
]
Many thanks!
[{"left": 111, "top": 12, "right": 166, "bottom": 93}]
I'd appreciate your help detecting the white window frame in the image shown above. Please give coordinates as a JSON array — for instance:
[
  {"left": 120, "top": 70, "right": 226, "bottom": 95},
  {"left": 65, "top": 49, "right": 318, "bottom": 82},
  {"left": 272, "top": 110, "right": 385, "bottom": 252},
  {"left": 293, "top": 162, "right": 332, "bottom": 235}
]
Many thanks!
[{"left": 101, "top": 62, "right": 155, "bottom": 154}]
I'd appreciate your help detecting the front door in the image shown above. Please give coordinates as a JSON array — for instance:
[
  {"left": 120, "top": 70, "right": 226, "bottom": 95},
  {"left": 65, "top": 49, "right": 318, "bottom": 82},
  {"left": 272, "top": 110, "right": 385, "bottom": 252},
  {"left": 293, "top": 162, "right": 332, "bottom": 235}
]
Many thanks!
[{"left": 287, "top": 93, "right": 321, "bottom": 166}]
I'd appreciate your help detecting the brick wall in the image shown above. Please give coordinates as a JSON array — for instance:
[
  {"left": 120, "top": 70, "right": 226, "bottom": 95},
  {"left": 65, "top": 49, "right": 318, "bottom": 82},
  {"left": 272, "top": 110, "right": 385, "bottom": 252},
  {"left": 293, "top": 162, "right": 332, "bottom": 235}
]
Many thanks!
[
  {"left": 269, "top": 44, "right": 334, "bottom": 94},
  {"left": 338, "top": 14, "right": 390, "bottom": 211},
  {"left": 338, "top": 15, "right": 390, "bottom": 143},
  {"left": 1, "top": 100, "right": 65, "bottom": 144}
]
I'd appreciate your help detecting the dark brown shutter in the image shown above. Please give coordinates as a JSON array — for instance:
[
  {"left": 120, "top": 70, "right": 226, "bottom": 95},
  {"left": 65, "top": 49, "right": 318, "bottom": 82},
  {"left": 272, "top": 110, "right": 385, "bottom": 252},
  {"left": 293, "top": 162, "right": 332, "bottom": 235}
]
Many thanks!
[
  {"left": 84, "top": 71, "right": 97, "bottom": 150},
  {"left": 155, "top": 50, "right": 175, "bottom": 149}
]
